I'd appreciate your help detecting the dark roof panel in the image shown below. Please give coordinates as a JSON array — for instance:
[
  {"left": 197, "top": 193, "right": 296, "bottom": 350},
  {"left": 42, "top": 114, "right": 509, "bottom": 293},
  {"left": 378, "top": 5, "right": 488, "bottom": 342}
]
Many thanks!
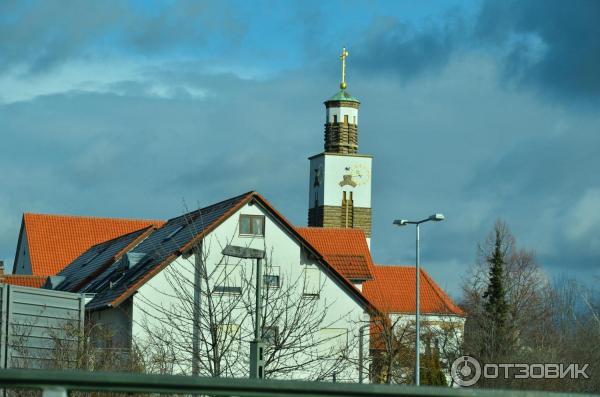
[
  {"left": 56, "top": 227, "right": 152, "bottom": 292},
  {"left": 85, "top": 192, "right": 252, "bottom": 310}
]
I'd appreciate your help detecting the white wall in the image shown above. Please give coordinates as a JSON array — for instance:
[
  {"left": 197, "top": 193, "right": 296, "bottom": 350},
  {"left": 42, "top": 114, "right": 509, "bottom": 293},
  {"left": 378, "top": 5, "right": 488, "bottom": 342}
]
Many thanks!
[
  {"left": 308, "top": 154, "right": 372, "bottom": 209},
  {"left": 326, "top": 106, "right": 358, "bottom": 125},
  {"left": 132, "top": 202, "right": 370, "bottom": 381},
  {"left": 389, "top": 312, "right": 465, "bottom": 384}
]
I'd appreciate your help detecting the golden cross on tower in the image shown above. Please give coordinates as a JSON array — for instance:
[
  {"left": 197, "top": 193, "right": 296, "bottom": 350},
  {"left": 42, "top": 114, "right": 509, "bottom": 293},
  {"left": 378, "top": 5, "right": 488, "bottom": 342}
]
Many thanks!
[{"left": 340, "top": 47, "right": 349, "bottom": 90}]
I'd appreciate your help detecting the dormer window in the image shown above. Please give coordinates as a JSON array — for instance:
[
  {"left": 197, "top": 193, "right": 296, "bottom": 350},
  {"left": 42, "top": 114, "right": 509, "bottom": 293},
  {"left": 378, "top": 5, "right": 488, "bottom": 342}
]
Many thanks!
[{"left": 239, "top": 215, "right": 265, "bottom": 237}]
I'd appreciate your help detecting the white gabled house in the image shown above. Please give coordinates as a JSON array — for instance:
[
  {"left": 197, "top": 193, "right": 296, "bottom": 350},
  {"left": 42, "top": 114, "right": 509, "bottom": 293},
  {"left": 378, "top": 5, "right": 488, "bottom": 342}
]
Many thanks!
[{"left": 53, "top": 191, "right": 379, "bottom": 381}]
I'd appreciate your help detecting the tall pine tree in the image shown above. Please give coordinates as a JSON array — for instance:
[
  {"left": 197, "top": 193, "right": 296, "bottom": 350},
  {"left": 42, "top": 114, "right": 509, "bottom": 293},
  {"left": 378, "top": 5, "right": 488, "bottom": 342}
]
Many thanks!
[{"left": 482, "top": 221, "right": 511, "bottom": 360}]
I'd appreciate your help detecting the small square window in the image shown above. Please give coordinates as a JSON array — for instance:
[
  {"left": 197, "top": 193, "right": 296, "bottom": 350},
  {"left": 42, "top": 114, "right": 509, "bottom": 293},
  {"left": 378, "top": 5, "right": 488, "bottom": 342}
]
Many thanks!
[
  {"left": 214, "top": 285, "right": 242, "bottom": 294},
  {"left": 263, "top": 326, "right": 279, "bottom": 345},
  {"left": 303, "top": 267, "right": 320, "bottom": 298},
  {"left": 218, "top": 323, "right": 241, "bottom": 340},
  {"left": 263, "top": 266, "right": 280, "bottom": 288},
  {"left": 239, "top": 215, "right": 265, "bottom": 236},
  {"left": 264, "top": 274, "right": 280, "bottom": 287}
]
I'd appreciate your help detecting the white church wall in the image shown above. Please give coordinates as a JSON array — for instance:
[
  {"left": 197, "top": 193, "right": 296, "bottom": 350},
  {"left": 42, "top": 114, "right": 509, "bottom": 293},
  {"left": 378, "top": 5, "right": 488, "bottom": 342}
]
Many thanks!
[
  {"left": 322, "top": 154, "right": 372, "bottom": 208},
  {"left": 132, "top": 202, "right": 369, "bottom": 381},
  {"left": 308, "top": 154, "right": 372, "bottom": 210}
]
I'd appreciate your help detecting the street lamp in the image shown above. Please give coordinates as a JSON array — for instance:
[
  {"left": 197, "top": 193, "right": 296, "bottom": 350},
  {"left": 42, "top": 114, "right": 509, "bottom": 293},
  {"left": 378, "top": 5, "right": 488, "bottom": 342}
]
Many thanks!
[
  {"left": 393, "top": 213, "right": 444, "bottom": 386},
  {"left": 222, "top": 245, "right": 266, "bottom": 379}
]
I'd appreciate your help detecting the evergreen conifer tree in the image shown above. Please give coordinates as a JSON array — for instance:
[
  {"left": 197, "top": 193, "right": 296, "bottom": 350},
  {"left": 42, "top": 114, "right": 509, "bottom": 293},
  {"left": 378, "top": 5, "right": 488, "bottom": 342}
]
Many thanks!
[{"left": 482, "top": 222, "right": 510, "bottom": 359}]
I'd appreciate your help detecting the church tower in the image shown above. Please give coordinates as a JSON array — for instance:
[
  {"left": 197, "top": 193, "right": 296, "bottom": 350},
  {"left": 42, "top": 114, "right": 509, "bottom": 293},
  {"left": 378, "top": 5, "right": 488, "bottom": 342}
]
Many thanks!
[{"left": 308, "top": 48, "right": 373, "bottom": 244}]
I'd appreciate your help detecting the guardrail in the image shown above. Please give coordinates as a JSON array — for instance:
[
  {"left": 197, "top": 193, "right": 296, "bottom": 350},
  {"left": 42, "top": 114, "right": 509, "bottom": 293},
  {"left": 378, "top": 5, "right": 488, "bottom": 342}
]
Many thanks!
[{"left": 0, "top": 369, "right": 596, "bottom": 397}]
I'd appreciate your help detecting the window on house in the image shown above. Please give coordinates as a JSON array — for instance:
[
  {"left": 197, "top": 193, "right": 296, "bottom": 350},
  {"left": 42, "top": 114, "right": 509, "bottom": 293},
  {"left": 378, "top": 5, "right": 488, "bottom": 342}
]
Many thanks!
[
  {"left": 263, "top": 326, "right": 279, "bottom": 345},
  {"left": 344, "top": 114, "right": 349, "bottom": 124},
  {"left": 218, "top": 323, "right": 241, "bottom": 340},
  {"left": 214, "top": 264, "right": 242, "bottom": 294},
  {"left": 303, "top": 267, "right": 320, "bottom": 298},
  {"left": 333, "top": 115, "right": 337, "bottom": 123},
  {"left": 264, "top": 266, "right": 280, "bottom": 288},
  {"left": 239, "top": 215, "right": 265, "bottom": 236}
]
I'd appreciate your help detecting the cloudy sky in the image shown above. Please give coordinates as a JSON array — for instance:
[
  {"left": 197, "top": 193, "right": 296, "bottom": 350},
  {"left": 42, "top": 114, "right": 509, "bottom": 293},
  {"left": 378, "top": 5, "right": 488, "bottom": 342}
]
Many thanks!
[{"left": 1, "top": 0, "right": 598, "bottom": 297}]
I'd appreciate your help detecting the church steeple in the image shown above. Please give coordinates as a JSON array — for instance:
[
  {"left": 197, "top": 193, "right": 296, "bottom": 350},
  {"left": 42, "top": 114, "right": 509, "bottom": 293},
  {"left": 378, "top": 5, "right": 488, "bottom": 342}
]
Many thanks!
[
  {"left": 307, "top": 48, "right": 373, "bottom": 245},
  {"left": 324, "top": 48, "right": 361, "bottom": 154}
]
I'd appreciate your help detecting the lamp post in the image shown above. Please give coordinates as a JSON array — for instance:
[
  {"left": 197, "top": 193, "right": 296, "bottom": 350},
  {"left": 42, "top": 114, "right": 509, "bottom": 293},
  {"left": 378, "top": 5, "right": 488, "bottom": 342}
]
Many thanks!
[
  {"left": 222, "top": 245, "right": 266, "bottom": 379},
  {"left": 393, "top": 213, "right": 444, "bottom": 386},
  {"left": 358, "top": 323, "right": 371, "bottom": 383}
]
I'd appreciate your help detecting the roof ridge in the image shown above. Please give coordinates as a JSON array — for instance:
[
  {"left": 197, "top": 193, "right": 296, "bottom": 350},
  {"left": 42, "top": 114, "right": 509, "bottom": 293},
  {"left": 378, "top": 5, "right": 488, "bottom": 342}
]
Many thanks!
[
  {"left": 166, "top": 191, "right": 255, "bottom": 223},
  {"left": 79, "top": 225, "right": 157, "bottom": 252},
  {"left": 374, "top": 264, "right": 416, "bottom": 269},
  {"left": 295, "top": 226, "right": 365, "bottom": 232},
  {"left": 24, "top": 212, "right": 164, "bottom": 223}
]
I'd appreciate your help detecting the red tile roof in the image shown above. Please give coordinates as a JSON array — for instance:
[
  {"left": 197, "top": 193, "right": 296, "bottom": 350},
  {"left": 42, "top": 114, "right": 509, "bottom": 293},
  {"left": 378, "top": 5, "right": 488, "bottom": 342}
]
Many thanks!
[
  {"left": 20, "top": 213, "right": 164, "bottom": 276},
  {"left": 0, "top": 275, "right": 47, "bottom": 288},
  {"left": 295, "top": 228, "right": 374, "bottom": 281},
  {"left": 363, "top": 265, "right": 464, "bottom": 316}
]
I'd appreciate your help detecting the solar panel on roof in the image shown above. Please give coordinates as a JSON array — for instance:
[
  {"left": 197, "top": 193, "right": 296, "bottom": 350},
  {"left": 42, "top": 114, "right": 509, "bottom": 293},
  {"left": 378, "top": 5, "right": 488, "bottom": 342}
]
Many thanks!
[
  {"left": 163, "top": 225, "right": 184, "bottom": 241},
  {"left": 55, "top": 227, "right": 151, "bottom": 292},
  {"left": 84, "top": 192, "right": 252, "bottom": 310}
]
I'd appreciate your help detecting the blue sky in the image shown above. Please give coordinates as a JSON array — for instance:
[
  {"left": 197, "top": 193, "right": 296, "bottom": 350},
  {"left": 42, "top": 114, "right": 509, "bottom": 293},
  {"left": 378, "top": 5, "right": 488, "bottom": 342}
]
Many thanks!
[{"left": 1, "top": 0, "right": 599, "bottom": 297}]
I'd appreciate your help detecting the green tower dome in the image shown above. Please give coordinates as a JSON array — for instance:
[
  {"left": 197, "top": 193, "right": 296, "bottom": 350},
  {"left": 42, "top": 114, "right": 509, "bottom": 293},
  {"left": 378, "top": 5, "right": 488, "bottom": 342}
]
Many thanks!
[{"left": 327, "top": 89, "right": 360, "bottom": 103}]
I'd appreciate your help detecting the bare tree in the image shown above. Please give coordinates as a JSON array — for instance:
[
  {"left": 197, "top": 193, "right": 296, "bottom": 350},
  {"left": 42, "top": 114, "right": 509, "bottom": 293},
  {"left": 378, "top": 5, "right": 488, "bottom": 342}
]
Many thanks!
[
  {"left": 462, "top": 220, "right": 548, "bottom": 362},
  {"left": 134, "top": 227, "right": 359, "bottom": 380},
  {"left": 368, "top": 313, "right": 414, "bottom": 384},
  {"left": 461, "top": 220, "right": 600, "bottom": 392}
]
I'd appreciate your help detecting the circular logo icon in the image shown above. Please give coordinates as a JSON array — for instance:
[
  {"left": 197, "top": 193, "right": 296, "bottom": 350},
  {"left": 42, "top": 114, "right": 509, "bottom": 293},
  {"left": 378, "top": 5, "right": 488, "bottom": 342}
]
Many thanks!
[{"left": 451, "top": 355, "right": 481, "bottom": 387}]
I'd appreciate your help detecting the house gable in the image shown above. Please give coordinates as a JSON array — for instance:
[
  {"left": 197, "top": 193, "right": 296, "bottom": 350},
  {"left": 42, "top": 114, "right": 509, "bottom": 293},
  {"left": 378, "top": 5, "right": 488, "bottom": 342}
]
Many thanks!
[
  {"left": 12, "top": 220, "right": 32, "bottom": 275},
  {"left": 54, "top": 191, "right": 378, "bottom": 315}
]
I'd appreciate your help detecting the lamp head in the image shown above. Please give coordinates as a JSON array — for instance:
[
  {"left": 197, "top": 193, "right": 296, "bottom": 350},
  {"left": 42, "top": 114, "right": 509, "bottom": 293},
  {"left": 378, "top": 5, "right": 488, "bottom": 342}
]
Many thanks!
[
  {"left": 393, "top": 219, "right": 409, "bottom": 226},
  {"left": 429, "top": 213, "right": 445, "bottom": 222}
]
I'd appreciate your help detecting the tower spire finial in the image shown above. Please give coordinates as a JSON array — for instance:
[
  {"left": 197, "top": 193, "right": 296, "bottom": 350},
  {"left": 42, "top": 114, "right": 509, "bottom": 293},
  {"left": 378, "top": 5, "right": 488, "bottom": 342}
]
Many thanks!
[{"left": 340, "top": 47, "right": 349, "bottom": 90}]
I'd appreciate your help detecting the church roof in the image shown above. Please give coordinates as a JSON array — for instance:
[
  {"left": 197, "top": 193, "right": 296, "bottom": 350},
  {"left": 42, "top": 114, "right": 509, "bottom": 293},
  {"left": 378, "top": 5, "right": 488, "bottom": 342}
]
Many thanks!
[
  {"left": 295, "top": 227, "right": 374, "bottom": 281},
  {"left": 14, "top": 213, "right": 164, "bottom": 276},
  {"left": 327, "top": 90, "right": 360, "bottom": 103},
  {"left": 363, "top": 265, "right": 465, "bottom": 316}
]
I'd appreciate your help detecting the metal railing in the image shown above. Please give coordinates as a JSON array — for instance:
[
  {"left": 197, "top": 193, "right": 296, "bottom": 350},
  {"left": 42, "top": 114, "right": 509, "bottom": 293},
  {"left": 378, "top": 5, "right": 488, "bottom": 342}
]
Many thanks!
[{"left": 0, "top": 369, "right": 596, "bottom": 397}]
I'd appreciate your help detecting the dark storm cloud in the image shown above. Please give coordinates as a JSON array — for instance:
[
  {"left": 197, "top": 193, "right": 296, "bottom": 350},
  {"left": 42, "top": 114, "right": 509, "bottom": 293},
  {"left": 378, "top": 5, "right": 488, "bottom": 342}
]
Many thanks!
[
  {"left": 350, "top": 0, "right": 600, "bottom": 103},
  {"left": 0, "top": 0, "right": 245, "bottom": 74},
  {"left": 353, "top": 13, "right": 466, "bottom": 81},
  {"left": 467, "top": 129, "right": 600, "bottom": 201},
  {"left": 477, "top": 0, "right": 600, "bottom": 101}
]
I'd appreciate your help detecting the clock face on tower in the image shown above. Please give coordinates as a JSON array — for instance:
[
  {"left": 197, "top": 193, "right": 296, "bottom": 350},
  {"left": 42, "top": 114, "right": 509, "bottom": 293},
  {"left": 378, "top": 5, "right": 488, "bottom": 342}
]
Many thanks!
[{"left": 339, "top": 163, "right": 371, "bottom": 187}]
